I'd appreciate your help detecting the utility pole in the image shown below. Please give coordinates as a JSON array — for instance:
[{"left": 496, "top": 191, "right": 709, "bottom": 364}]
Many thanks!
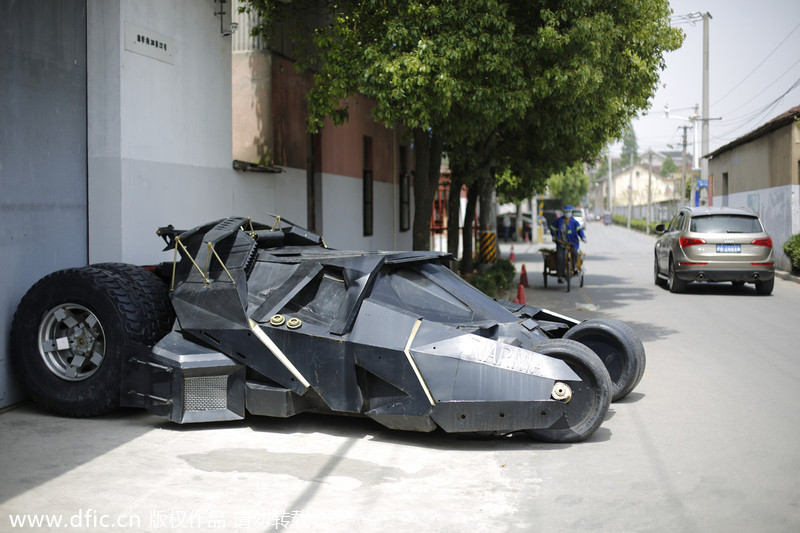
[
  {"left": 680, "top": 125, "right": 689, "bottom": 206},
  {"left": 647, "top": 151, "right": 653, "bottom": 234},
  {"left": 690, "top": 104, "right": 699, "bottom": 206},
  {"left": 627, "top": 150, "right": 633, "bottom": 229},
  {"left": 607, "top": 151, "right": 613, "bottom": 216},
  {"left": 701, "top": 12, "right": 711, "bottom": 195},
  {"left": 666, "top": 11, "right": 714, "bottom": 206}
]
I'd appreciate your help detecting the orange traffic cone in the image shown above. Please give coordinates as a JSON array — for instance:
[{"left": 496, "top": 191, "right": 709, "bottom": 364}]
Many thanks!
[
  {"left": 516, "top": 284, "right": 526, "bottom": 305},
  {"left": 520, "top": 264, "right": 529, "bottom": 287},
  {"left": 509, "top": 245, "right": 515, "bottom": 261}
]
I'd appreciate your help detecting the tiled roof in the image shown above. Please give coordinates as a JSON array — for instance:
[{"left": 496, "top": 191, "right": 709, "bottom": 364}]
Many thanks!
[{"left": 707, "top": 104, "right": 800, "bottom": 159}]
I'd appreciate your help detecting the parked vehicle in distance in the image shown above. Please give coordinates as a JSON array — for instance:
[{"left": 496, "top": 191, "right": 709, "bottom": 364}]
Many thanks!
[
  {"left": 654, "top": 206, "right": 775, "bottom": 294},
  {"left": 572, "top": 207, "right": 587, "bottom": 229}
]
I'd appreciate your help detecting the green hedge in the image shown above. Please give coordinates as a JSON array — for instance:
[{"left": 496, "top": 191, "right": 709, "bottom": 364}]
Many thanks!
[
  {"left": 469, "top": 259, "right": 517, "bottom": 297},
  {"left": 612, "top": 215, "right": 662, "bottom": 234},
  {"left": 784, "top": 233, "right": 800, "bottom": 273}
]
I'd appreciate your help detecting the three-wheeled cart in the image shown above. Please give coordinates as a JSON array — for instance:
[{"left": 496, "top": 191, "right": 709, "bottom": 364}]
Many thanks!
[{"left": 541, "top": 243, "right": 585, "bottom": 292}]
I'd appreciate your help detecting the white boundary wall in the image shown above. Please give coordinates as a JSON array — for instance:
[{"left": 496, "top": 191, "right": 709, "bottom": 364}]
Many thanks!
[
  {"left": 713, "top": 184, "right": 800, "bottom": 272},
  {"left": 88, "top": 0, "right": 306, "bottom": 265}
]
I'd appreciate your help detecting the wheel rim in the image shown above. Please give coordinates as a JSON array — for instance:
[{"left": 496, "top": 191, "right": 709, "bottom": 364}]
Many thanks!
[
  {"left": 555, "top": 359, "right": 600, "bottom": 431},
  {"left": 37, "top": 303, "right": 106, "bottom": 381}
]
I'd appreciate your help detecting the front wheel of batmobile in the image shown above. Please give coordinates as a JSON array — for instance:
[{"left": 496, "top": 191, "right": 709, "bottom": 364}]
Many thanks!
[
  {"left": 563, "top": 318, "right": 645, "bottom": 402},
  {"left": 524, "top": 339, "right": 611, "bottom": 443}
]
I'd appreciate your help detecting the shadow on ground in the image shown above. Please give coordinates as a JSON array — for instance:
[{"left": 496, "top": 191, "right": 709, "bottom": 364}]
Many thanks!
[{"left": 0, "top": 404, "right": 156, "bottom": 503}]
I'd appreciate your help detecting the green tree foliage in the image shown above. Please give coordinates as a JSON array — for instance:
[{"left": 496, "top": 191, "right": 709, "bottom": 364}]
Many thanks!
[
  {"left": 660, "top": 155, "right": 679, "bottom": 176},
  {"left": 547, "top": 163, "right": 589, "bottom": 207},
  {"left": 305, "top": 1, "right": 532, "bottom": 250},
  {"left": 620, "top": 124, "right": 640, "bottom": 165},
  {"left": 783, "top": 233, "right": 800, "bottom": 272},
  {"left": 495, "top": 167, "right": 527, "bottom": 204},
  {"left": 243, "top": 0, "right": 683, "bottom": 251}
]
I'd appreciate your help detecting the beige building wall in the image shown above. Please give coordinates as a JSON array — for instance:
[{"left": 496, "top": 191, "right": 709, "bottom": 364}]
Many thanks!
[
  {"left": 611, "top": 164, "right": 677, "bottom": 208},
  {"left": 232, "top": 50, "right": 273, "bottom": 166},
  {"left": 709, "top": 121, "right": 799, "bottom": 195},
  {"left": 708, "top": 114, "right": 800, "bottom": 272}
]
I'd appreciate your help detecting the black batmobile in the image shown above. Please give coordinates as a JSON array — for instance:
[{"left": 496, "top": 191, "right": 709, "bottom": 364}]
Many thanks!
[{"left": 11, "top": 216, "right": 645, "bottom": 443}]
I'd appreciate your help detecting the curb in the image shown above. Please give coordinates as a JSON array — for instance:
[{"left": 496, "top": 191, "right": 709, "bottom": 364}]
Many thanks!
[{"left": 775, "top": 270, "right": 800, "bottom": 284}]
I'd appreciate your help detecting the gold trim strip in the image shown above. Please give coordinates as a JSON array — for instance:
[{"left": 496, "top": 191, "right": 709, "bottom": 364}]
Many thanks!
[
  {"left": 403, "top": 320, "right": 435, "bottom": 406},
  {"left": 249, "top": 319, "right": 311, "bottom": 388}
]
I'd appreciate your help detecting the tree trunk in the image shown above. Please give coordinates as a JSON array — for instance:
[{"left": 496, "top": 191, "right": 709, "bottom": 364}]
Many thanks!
[
  {"left": 411, "top": 128, "right": 445, "bottom": 251},
  {"left": 460, "top": 184, "right": 478, "bottom": 274},
  {"left": 446, "top": 172, "right": 462, "bottom": 258},
  {"left": 478, "top": 167, "right": 497, "bottom": 270}
]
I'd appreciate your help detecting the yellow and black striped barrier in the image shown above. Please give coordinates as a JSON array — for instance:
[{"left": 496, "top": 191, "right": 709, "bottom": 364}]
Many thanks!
[{"left": 479, "top": 230, "right": 498, "bottom": 264}]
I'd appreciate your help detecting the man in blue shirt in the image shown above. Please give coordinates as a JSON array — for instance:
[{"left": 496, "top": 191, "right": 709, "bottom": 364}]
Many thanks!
[{"left": 549, "top": 205, "right": 587, "bottom": 283}]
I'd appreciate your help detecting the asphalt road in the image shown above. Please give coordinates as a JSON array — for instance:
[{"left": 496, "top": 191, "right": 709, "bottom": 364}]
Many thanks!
[
  {"left": 1, "top": 223, "right": 799, "bottom": 532},
  {"left": 507, "top": 222, "right": 800, "bottom": 533}
]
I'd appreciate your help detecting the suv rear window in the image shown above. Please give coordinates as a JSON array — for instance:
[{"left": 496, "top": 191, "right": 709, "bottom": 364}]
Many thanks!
[{"left": 690, "top": 215, "right": 763, "bottom": 234}]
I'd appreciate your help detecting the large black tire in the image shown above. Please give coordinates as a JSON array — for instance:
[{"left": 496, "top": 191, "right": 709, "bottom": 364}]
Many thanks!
[
  {"left": 525, "top": 339, "right": 612, "bottom": 443},
  {"left": 92, "top": 262, "right": 175, "bottom": 341},
  {"left": 608, "top": 319, "right": 647, "bottom": 389},
  {"left": 563, "top": 318, "right": 646, "bottom": 401},
  {"left": 10, "top": 267, "right": 150, "bottom": 417}
]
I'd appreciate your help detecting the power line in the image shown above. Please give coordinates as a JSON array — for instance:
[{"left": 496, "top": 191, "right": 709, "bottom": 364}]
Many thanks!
[
  {"left": 713, "top": 76, "right": 800, "bottom": 140},
  {"left": 734, "top": 57, "right": 800, "bottom": 110},
  {"left": 713, "top": 21, "right": 800, "bottom": 108}
]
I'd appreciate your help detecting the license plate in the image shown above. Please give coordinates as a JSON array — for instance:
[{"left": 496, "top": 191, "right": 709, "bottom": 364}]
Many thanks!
[{"left": 716, "top": 244, "right": 741, "bottom": 253}]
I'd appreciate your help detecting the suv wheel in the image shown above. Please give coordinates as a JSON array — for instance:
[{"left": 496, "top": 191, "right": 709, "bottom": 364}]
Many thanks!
[{"left": 668, "top": 259, "right": 686, "bottom": 293}]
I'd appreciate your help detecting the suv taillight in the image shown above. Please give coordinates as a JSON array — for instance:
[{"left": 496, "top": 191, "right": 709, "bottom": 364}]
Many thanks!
[
  {"left": 679, "top": 237, "right": 705, "bottom": 248},
  {"left": 751, "top": 237, "right": 772, "bottom": 248}
]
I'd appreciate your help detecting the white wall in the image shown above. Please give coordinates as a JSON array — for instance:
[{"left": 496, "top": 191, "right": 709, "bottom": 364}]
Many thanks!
[
  {"left": 713, "top": 184, "right": 799, "bottom": 272},
  {"left": 322, "top": 173, "right": 413, "bottom": 251},
  {"left": 88, "top": 0, "right": 306, "bottom": 265}
]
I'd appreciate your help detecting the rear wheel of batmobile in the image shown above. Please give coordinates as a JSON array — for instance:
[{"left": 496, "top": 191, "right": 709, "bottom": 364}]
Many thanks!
[
  {"left": 10, "top": 267, "right": 149, "bottom": 417},
  {"left": 93, "top": 262, "right": 175, "bottom": 342},
  {"left": 524, "top": 339, "right": 611, "bottom": 443},
  {"left": 563, "top": 318, "right": 646, "bottom": 401}
]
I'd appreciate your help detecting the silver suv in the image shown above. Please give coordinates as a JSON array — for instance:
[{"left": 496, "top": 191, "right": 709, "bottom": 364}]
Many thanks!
[{"left": 654, "top": 206, "right": 775, "bottom": 294}]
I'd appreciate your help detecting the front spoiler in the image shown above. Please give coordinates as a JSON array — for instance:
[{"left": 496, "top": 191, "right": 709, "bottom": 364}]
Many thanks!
[{"left": 431, "top": 400, "right": 565, "bottom": 433}]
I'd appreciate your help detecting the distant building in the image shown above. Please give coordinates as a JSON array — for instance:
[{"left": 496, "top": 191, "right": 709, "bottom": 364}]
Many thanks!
[
  {"left": 591, "top": 161, "right": 682, "bottom": 221},
  {"left": 707, "top": 105, "right": 800, "bottom": 272}
]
